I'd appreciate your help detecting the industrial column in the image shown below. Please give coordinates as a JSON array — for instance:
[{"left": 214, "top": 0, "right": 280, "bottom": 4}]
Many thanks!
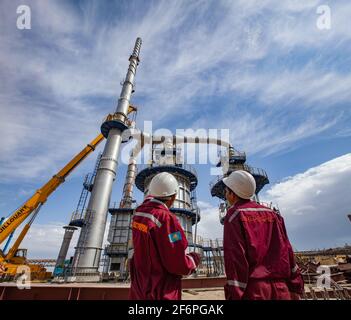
[
  {"left": 72, "top": 38, "right": 142, "bottom": 281},
  {"left": 53, "top": 226, "right": 77, "bottom": 277}
]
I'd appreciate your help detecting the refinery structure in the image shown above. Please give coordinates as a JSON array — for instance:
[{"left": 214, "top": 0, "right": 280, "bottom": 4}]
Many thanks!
[{"left": 1, "top": 38, "right": 351, "bottom": 300}]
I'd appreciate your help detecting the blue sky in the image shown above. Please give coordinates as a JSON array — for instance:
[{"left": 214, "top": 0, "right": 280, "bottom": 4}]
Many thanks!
[{"left": 0, "top": 0, "right": 350, "bottom": 257}]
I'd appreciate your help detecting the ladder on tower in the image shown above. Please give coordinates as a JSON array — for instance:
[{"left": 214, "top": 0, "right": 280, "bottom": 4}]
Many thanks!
[
  {"left": 69, "top": 208, "right": 95, "bottom": 276},
  {"left": 190, "top": 190, "right": 200, "bottom": 223},
  {"left": 69, "top": 153, "right": 102, "bottom": 226}
]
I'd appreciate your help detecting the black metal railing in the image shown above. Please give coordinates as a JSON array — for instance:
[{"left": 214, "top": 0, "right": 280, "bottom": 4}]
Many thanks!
[{"left": 209, "top": 165, "right": 268, "bottom": 188}]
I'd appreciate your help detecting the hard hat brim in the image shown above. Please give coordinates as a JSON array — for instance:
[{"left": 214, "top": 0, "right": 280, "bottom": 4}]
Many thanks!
[
  {"left": 222, "top": 176, "right": 253, "bottom": 199},
  {"left": 158, "top": 191, "right": 177, "bottom": 197},
  {"left": 222, "top": 177, "right": 231, "bottom": 190}
]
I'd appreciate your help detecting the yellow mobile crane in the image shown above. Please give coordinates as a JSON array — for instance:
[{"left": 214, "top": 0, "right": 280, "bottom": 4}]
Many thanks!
[
  {"left": 0, "top": 106, "right": 137, "bottom": 281},
  {"left": 0, "top": 134, "right": 104, "bottom": 280}
]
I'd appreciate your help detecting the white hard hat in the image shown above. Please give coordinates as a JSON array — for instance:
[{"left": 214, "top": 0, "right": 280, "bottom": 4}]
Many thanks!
[
  {"left": 222, "top": 170, "right": 256, "bottom": 199},
  {"left": 148, "top": 172, "right": 178, "bottom": 198}
]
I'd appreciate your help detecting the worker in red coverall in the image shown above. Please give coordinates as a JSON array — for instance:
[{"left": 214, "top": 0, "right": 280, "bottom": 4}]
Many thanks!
[
  {"left": 129, "top": 172, "right": 201, "bottom": 300},
  {"left": 222, "top": 170, "right": 304, "bottom": 300}
]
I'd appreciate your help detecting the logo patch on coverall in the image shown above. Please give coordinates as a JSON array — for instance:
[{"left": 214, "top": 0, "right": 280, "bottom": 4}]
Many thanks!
[
  {"left": 132, "top": 221, "right": 148, "bottom": 233},
  {"left": 168, "top": 231, "right": 182, "bottom": 243}
]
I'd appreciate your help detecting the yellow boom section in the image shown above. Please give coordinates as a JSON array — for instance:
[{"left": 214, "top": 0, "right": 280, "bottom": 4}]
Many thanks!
[{"left": 0, "top": 133, "right": 104, "bottom": 245}]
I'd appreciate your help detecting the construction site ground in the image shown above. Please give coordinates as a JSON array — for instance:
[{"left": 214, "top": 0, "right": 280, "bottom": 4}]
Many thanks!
[
  {"left": 182, "top": 288, "right": 225, "bottom": 300},
  {"left": 1, "top": 280, "right": 350, "bottom": 300}
]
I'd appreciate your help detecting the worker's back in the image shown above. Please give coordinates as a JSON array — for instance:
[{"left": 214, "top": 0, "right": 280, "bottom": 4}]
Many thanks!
[
  {"left": 223, "top": 199, "right": 303, "bottom": 300},
  {"left": 129, "top": 197, "right": 198, "bottom": 300}
]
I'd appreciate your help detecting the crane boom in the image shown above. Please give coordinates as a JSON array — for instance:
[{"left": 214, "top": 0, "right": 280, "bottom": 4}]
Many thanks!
[{"left": 0, "top": 133, "right": 104, "bottom": 245}]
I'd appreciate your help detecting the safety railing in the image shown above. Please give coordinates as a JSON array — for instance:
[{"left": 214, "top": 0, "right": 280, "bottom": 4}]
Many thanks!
[
  {"left": 137, "top": 163, "right": 198, "bottom": 178},
  {"left": 70, "top": 210, "right": 84, "bottom": 223},
  {"left": 209, "top": 165, "right": 268, "bottom": 188},
  {"left": 104, "top": 244, "right": 128, "bottom": 255},
  {"left": 200, "top": 238, "right": 223, "bottom": 248}
]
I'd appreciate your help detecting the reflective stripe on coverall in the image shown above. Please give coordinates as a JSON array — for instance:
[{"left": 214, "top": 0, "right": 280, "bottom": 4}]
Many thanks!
[
  {"left": 129, "top": 197, "right": 199, "bottom": 300},
  {"left": 223, "top": 200, "right": 304, "bottom": 300}
]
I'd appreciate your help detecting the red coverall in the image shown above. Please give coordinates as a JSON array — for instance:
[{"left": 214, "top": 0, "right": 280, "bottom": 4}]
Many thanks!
[
  {"left": 129, "top": 196, "right": 200, "bottom": 300},
  {"left": 223, "top": 200, "right": 304, "bottom": 300}
]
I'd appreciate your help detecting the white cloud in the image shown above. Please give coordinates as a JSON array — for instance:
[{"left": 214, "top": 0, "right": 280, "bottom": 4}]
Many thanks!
[
  {"left": 10, "top": 222, "right": 73, "bottom": 259},
  {"left": 261, "top": 153, "right": 351, "bottom": 250},
  {"left": 0, "top": 0, "right": 350, "bottom": 183},
  {"left": 8, "top": 218, "right": 111, "bottom": 260},
  {"left": 10, "top": 151, "right": 351, "bottom": 258},
  {"left": 193, "top": 109, "right": 340, "bottom": 156},
  {"left": 196, "top": 200, "right": 223, "bottom": 240},
  {"left": 228, "top": 67, "right": 351, "bottom": 107},
  {"left": 196, "top": 154, "right": 351, "bottom": 251},
  {"left": 2, "top": 0, "right": 350, "bottom": 267}
]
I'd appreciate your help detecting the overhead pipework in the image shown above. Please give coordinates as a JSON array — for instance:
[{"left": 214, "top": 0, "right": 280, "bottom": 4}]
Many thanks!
[{"left": 104, "top": 131, "right": 232, "bottom": 279}]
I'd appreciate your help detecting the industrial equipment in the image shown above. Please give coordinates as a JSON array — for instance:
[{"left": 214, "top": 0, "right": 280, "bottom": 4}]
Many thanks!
[
  {"left": 0, "top": 133, "right": 105, "bottom": 281},
  {"left": 71, "top": 38, "right": 142, "bottom": 281},
  {"left": 0, "top": 102, "right": 137, "bottom": 282}
]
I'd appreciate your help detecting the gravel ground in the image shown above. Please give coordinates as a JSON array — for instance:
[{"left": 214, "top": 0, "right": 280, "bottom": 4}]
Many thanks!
[{"left": 182, "top": 289, "right": 225, "bottom": 300}]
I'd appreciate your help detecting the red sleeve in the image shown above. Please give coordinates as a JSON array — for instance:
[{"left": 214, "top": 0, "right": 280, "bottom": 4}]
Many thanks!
[
  {"left": 150, "top": 214, "right": 198, "bottom": 276},
  {"left": 278, "top": 216, "right": 304, "bottom": 294},
  {"left": 286, "top": 245, "right": 304, "bottom": 294},
  {"left": 224, "top": 214, "right": 249, "bottom": 300}
]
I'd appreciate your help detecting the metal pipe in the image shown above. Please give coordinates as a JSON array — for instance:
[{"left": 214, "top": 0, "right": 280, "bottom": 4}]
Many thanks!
[
  {"left": 2, "top": 232, "right": 14, "bottom": 253},
  {"left": 120, "top": 157, "right": 138, "bottom": 208},
  {"left": 88, "top": 123, "right": 231, "bottom": 276},
  {"left": 193, "top": 203, "right": 199, "bottom": 253},
  {"left": 119, "top": 130, "right": 145, "bottom": 209},
  {"left": 129, "top": 131, "right": 232, "bottom": 150},
  {"left": 73, "top": 38, "right": 142, "bottom": 277},
  {"left": 54, "top": 226, "right": 77, "bottom": 272},
  {"left": 121, "top": 132, "right": 231, "bottom": 251},
  {"left": 120, "top": 131, "right": 232, "bottom": 211},
  {"left": 174, "top": 136, "right": 232, "bottom": 149},
  {"left": 116, "top": 38, "right": 142, "bottom": 117}
]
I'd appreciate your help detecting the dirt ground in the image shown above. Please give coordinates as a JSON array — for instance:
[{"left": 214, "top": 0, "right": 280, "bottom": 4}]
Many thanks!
[{"left": 182, "top": 288, "right": 225, "bottom": 300}]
